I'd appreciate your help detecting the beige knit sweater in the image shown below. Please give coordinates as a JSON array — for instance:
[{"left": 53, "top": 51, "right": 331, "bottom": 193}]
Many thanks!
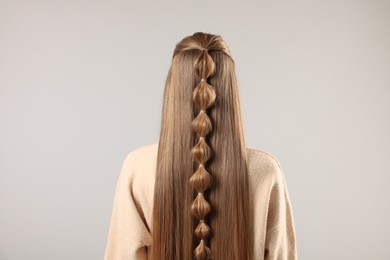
[{"left": 104, "top": 143, "right": 298, "bottom": 260}]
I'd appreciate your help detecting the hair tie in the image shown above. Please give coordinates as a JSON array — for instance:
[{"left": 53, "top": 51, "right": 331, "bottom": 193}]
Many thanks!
[{"left": 200, "top": 78, "right": 206, "bottom": 82}]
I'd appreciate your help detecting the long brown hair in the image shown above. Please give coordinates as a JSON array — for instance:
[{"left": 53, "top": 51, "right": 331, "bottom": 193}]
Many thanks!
[{"left": 152, "top": 32, "right": 253, "bottom": 260}]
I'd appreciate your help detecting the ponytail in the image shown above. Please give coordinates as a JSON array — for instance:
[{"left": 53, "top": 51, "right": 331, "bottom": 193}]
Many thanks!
[{"left": 189, "top": 48, "right": 216, "bottom": 259}]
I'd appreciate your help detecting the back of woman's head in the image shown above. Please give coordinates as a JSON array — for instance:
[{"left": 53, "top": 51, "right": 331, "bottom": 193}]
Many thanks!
[{"left": 152, "top": 32, "right": 253, "bottom": 260}]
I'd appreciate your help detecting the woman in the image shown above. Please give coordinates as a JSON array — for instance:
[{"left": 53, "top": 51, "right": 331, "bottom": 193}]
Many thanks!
[{"left": 104, "top": 32, "right": 297, "bottom": 260}]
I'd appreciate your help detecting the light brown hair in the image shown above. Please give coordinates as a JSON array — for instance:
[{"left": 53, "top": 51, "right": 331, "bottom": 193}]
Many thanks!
[{"left": 152, "top": 32, "right": 253, "bottom": 260}]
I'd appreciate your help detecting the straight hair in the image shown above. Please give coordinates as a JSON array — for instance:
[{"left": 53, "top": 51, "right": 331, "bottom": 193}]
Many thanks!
[{"left": 151, "top": 32, "right": 253, "bottom": 260}]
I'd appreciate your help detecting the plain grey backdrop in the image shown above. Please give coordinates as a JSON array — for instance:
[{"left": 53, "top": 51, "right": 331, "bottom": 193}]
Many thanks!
[{"left": 1, "top": 0, "right": 389, "bottom": 259}]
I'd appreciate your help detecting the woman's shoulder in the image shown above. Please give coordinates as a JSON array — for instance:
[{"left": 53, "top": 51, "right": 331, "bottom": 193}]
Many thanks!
[
  {"left": 245, "top": 146, "right": 284, "bottom": 180},
  {"left": 124, "top": 143, "right": 159, "bottom": 160},
  {"left": 120, "top": 143, "right": 159, "bottom": 173}
]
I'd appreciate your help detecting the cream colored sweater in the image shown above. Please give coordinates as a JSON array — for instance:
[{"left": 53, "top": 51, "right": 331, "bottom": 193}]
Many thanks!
[{"left": 104, "top": 143, "right": 298, "bottom": 260}]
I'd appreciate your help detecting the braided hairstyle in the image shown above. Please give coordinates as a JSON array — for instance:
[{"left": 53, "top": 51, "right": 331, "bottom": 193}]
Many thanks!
[
  {"left": 152, "top": 32, "right": 253, "bottom": 260},
  {"left": 189, "top": 47, "right": 216, "bottom": 260}
]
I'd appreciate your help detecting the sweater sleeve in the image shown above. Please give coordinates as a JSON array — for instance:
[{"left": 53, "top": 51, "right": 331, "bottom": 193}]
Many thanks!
[
  {"left": 264, "top": 159, "right": 298, "bottom": 260},
  {"left": 104, "top": 152, "right": 150, "bottom": 260}
]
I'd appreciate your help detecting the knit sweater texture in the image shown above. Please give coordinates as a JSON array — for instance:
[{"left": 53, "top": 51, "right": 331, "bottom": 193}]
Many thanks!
[{"left": 104, "top": 143, "right": 298, "bottom": 260}]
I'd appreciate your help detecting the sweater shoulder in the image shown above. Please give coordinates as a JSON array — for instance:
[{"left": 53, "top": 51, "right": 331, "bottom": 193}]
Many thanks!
[
  {"left": 124, "top": 143, "right": 159, "bottom": 162},
  {"left": 245, "top": 146, "right": 283, "bottom": 181}
]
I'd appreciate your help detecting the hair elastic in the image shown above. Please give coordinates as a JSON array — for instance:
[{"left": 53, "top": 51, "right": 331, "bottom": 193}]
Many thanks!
[{"left": 200, "top": 78, "right": 206, "bottom": 82}]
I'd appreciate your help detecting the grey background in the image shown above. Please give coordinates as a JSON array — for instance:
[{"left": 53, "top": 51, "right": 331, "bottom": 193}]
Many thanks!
[{"left": 1, "top": 0, "right": 389, "bottom": 259}]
